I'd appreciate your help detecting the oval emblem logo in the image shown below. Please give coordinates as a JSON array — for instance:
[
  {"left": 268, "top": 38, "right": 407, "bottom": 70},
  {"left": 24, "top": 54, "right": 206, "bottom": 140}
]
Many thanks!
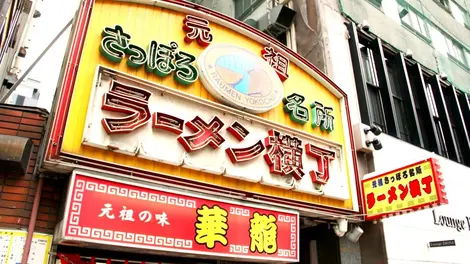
[{"left": 198, "top": 44, "right": 284, "bottom": 114}]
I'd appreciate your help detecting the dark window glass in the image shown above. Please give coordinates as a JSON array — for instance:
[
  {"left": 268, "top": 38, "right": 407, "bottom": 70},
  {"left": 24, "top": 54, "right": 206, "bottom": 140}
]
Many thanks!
[
  {"left": 15, "top": 95, "right": 25, "bottom": 106},
  {"left": 367, "top": 84, "right": 386, "bottom": 132},
  {"left": 386, "top": 58, "right": 410, "bottom": 142}
]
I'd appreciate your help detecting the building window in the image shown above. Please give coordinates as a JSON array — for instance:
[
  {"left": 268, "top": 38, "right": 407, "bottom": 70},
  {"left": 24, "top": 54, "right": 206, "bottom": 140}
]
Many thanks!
[
  {"left": 436, "top": 0, "right": 451, "bottom": 10},
  {"left": 235, "top": 0, "right": 264, "bottom": 20},
  {"left": 444, "top": 37, "right": 467, "bottom": 65},
  {"left": 450, "top": 1, "right": 469, "bottom": 26},
  {"left": 398, "top": 4, "right": 430, "bottom": 39},
  {"left": 368, "top": 0, "right": 383, "bottom": 9},
  {"left": 425, "top": 83, "right": 449, "bottom": 157}
]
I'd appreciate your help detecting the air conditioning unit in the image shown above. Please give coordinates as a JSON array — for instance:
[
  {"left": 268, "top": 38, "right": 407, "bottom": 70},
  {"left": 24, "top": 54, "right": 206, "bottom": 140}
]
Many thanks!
[{"left": 256, "top": 5, "right": 296, "bottom": 37}]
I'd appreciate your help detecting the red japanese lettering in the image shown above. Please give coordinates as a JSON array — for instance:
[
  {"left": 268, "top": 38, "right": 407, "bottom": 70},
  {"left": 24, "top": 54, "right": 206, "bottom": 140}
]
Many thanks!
[
  {"left": 409, "top": 179, "right": 422, "bottom": 198},
  {"left": 398, "top": 184, "right": 409, "bottom": 201},
  {"left": 377, "top": 194, "right": 386, "bottom": 201},
  {"left": 305, "top": 143, "right": 336, "bottom": 185},
  {"left": 263, "top": 129, "right": 304, "bottom": 179},
  {"left": 387, "top": 186, "right": 397, "bottom": 204},
  {"left": 261, "top": 46, "right": 289, "bottom": 81},
  {"left": 226, "top": 140, "right": 265, "bottom": 163},
  {"left": 183, "top": 15, "right": 213, "bottom": 47},
  {"left": 153, "top": 112, "right": 184, "bottom": 135},
  {"left": 101, "top": 80, "right": 151, "bottom": 134},
  {"left": 366, "top": 192, "right": 376, "bottom": 209},
  {"left": 226, "top": 121, "right": 249, "bottom": 141},
  {"left": 421, "top": 175, "right": 433, "bottom": 194},
  {"left": 177, "top": 116, "right": 225, "bottom": 152}
]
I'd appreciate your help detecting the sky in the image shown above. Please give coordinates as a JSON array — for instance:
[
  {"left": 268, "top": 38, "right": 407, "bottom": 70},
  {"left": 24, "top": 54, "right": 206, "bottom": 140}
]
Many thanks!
[{"left": 17, "top": 0, "right": 81, "bottom": 111}]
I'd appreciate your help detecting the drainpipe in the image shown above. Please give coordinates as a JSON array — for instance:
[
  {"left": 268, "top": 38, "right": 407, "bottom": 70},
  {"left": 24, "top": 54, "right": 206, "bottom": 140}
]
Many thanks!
[{"left": 21, "top": 175, "right": 44, "bottom": 264}]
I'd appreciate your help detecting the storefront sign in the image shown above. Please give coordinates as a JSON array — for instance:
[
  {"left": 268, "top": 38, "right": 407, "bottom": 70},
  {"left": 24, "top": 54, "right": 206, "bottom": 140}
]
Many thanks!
[
  {"left": 60, "top": 170, "right": 299, "bottom": 262},
  {"left": 362, "top": 158, "right": 447, "bottom": 220},
  {"left": 82, "top": 66, "right": 348, "bottom": 199},
  {"left": 432, "top": 210, "right": 470, "bottom": 232},
  {"left": 428, "top": 240, "right": 455, "bottom": 248},
  {"left": 0, "top": 230, "right": 52, "bottom": 264}
]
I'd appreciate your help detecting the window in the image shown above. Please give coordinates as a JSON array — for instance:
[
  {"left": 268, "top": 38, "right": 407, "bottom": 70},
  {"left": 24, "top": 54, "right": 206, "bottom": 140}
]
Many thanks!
[
  {"left": 368, "top": 0, "right": 382, "bottom": 9},
  {"left": 235, "top": 0, "right": 264, "bottom": 20},
  {"left": 436, "top": 0, "right": 451, "bottom": 9},
  {"left": 444, "top": 37, "right": 467, "bottom": 65},
  {"left": 425, "top": 83, "right": 448, "bottom": 157},
  {"left": 450, "top": 1, "right": 469, "bottom": 26},
  {"left": 398, "top": 4, "right": 430, "bottom": 39}
]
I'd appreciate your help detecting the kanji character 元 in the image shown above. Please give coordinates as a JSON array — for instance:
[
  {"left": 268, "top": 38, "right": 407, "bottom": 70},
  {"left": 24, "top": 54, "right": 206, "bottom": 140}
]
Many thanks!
[
  {"left": 249, "top": 212, "right": 278, "bottom": 254},
  {"left": 100, "top": 25, "right": 131, "bottom": 63},
  {"left": 174, "top": 51, "right": 199, "bottom": 85},
  {"left": 283, "top": 93, "right": 309, "bottom": 124},
  {"left": 101, "top": 80, "right": 152, "bottom": 134},
  {"left": 366, "top": 192, "right": 376, "bottom": 209},
  {"left": 409, "top": 179, "right": 422, "bottom": 198},
  {"left": 261, "top": 46, "right": 289, "bottom": 81},
  {"left": 421, "top": 175, "right": 433, "bottom": 194},
  {"left": 119, "top": 206, "right": 135, "bottom": 222},
  {"left": 139, "top": 211, "right": 152, "bottom": 223},
  {"left": 387, "top": 186, "right": 397, "bottom": 204},
  {"left": 263, "top": 129, "right": 304, "bottom": 180},
  {"left": 398, "top": 184, "right": 409, "bottom": 201},
  {"left": 226, "top": 121, "right": 265, "bottom": 163},
  {"left": 310, "top": 102, "right": 334, "bottom": 133},
  {"left": 195, "top": 205, "right": 228, "bottom": 249},
  {"left": 98, "top": 203, "right": 115, "bottom": 219},
  {"left": 305, "top": 143, "right": 335, "bottom": 185},
  {"left": 177, "top": 116, "right": 225, "bottom": 152},
  {"left": 183, "top": 15, "right": 213, "bottom": 47},
  {"left": 372, "top": 181, "right": 377, "bottom": 188},
  {"left": 155, "top": 212, "right": 170, "bottom": 227}
]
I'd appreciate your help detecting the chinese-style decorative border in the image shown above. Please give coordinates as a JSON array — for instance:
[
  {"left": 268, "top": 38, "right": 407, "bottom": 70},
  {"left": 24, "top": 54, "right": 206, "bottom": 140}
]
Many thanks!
[
  {"left": 44, "top": 0, "right": 363, "bottom": 220},
  {"left": 362, "top": 157, "right": 447, "bottom": 221}
]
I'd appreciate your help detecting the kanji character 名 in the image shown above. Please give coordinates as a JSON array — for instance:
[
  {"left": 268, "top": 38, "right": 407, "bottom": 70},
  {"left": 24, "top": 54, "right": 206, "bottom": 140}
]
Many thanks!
[
  {"left": 305, "top": 144, "right": 336, "bottom": 185},
  {"left": 183, "top": 15, "right": 213, "bottom": 47},
  {"left": 139, "top": 211, "right": 152, "bottom": 223},
  {"left": 249, "top": 212, "right": 278, "bottom": 254},
  {"left": 119, "top": 206, "right": 135, "bottom": 222},
  {"left": 283, "top": 93, "right": 309, "bottom": 124},
  {"left": 155, "top": 212, "right": 170, "bottom": 227},
  {"left": 398, "top": 184, "right": 409, "bottom": 201},
  {"left": 421, "top": 175, "right": 433, "bottom": 194},
  {"left": 177, "top": 116, "right": 225, "bottom": 152},
  {"left": 366, "top": 192, "right": 376, "bottom": 209},
  {"left": 409, "top": 168, "right": 415, "bottom": 177},
  {"left": 174, "top": 51, "right": 198, "bottom": 85},
  {"left": 225, "top": 121, "right": 265, "bottom": 163},
  {"left": 195, "top": 205, "right": 228, "bottom": 249},
  {"left": 100, "top": 25, "right": 131, "bottom": 63},
  {"left": 98, "top": 203, "right": 115, "bottom": 219},
  {"left": 261, "top": 46, "right": 289, "bottom": 81},
  {"left": 387, "top": 186, "right": 397, "bottom": 204},
  {"left": 409, "top": 179, "right": 422, "bottom": 198},
  {"left": 101, "top": 80, "right": 152, "bottom": 134},
  {"left": 311, "top": 102, "right": 334, "bottom": 133},
  {"left": 263, "top": 129, "right": 304, "bottom": 180}
]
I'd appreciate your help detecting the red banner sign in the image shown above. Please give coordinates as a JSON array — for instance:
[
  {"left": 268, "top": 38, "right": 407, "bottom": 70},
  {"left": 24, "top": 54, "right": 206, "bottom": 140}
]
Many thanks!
[{"left": 63, "top": 171, "right": 299, "bottom": 262}]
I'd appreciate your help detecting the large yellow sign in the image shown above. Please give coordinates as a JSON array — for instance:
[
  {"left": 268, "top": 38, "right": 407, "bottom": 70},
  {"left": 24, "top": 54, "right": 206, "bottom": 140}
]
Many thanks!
[
  {"left": 51, "top": 0, "right": 359, "bottom": 211},
  {"left": 362, "top": 158, "right": 447, "bottom": 220}
]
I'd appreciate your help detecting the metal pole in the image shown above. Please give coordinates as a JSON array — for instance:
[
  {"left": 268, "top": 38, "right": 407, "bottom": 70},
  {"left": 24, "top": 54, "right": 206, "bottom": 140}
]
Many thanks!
[
  {"left": 0, "top": 18, "right": 73, "bottom": 103},
  {"left": 21, "top": 175, "right": 43, "bottom": 264}
]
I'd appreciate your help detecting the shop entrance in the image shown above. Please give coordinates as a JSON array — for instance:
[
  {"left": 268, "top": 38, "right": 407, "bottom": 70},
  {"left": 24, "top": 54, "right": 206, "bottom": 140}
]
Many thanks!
[{"left": 298, "top": 223, "right": 341, "bottom": 264}]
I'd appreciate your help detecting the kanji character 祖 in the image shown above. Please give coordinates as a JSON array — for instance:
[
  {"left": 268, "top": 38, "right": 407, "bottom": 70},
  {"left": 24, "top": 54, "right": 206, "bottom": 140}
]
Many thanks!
[
  {"left": 119, "top": 206, "right": 135, "bottom": 222},
  {"left": 195, "top": 205, "right": 228, "bottom": 249},
  {"left": 305, "top": 143, "right": 335, "bottom": 185},
  {"left": 283, "top": 93, "right": 309, "bottom": 124},
  {"left": 139, "top": 211, "right": 152, "bottom": 223},
  {"left": 183, "top": 15, "right": 213, "bottom": 47},
  {"left": 177, "top": 116, "right": 225, "bottom": 152},
  {"left": 409, "top": 179, "right": 422, "bottom": 198},
  {"left": 101, "top": 80, "right": 152, "bottom": 134},
  {"left": 226, "top": 121, "right": 265, "bottom": 163},
  {"left": 155, "top": 212, "right": 170, "bottom": 227},
  {"left": 378, "top": 178, "right": 383, "bottom": 186},
  {"left": 249, "top": 212, "right": 278, "bottom": 254},
  {"left": 398, "top": 184, "right": 409, "bottom": 201},
  {"left": 174, "top": 51, "right": 198, "bottom": 85},
  {"left": 261, "top": 46, "right": 289, "bottom": 81},
  {"left": 421, "top": 175, "right": 433, "bottom": 194},
  {"left": 98, "top": 203, "right": 115, "bottom": 219},
  {"left": 311, "top": 102, "right": 334, "bottom": 133},
  {"left": 387, "top": 186, "right": 397, "bottom": 204},
  {"left": 100, "top": 25, "right": 131, "bottom": 63},
  {"left": 366, "top": 192, "right": 376, "bottom": 209},
  {"left": 263, "top": 129, "right": 304, "bottom": 180}
]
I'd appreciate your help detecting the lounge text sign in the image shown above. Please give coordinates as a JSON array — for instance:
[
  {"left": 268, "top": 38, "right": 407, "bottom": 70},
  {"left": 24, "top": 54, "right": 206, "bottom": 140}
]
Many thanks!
[
  {"left": 428, "top": 240, "right": 456, "bottom": 248},
  {"left": 62, "top": 171, "right": 299, "bottom": 262},
  {"left": 362, "top": 158, "right": 447, "bottom": 220}
]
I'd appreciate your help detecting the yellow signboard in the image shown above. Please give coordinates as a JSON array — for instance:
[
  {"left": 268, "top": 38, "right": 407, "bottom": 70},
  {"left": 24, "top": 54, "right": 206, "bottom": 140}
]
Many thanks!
[
  {"left": 0, "top": 230, "right": 52, "bottom": 264},
  {"left": 362, "top": 158, "right": 447, "bottom": 220},
  {"left": 48, "top": 0, "right": 359, "bottom": 211}
]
